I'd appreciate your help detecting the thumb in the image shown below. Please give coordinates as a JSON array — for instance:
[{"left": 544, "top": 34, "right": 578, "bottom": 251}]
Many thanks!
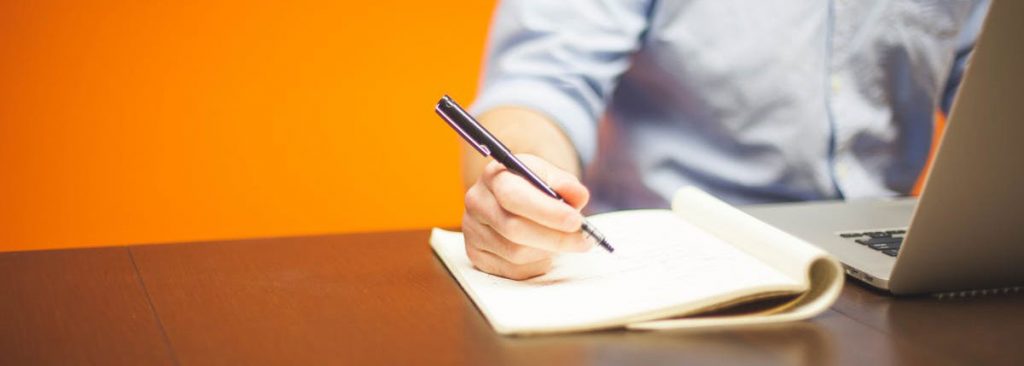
[
  {"left": 517, "top": 154, "right": 590, "bottom": 211},
  {"left": 547, "top": 172, "right": 589, "bottom": 210}
]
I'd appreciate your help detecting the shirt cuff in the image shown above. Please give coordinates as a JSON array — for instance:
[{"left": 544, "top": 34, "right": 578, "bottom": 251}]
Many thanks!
[{"left": 470, "top": 78, "right": 600, "bottom": 166}]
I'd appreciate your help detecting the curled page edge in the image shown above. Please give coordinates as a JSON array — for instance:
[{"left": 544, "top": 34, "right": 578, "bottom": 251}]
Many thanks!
[
  {"left": 628, "top": 186, "right": 845, "bottom": 330},
  {"left": 626, "top": 255, "right": 843, "bottom": 331}
]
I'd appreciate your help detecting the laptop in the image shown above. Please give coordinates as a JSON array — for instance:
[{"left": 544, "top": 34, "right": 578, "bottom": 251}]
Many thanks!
[{"left": 742, "top": 0, "right": 1024, "bottom": 295}]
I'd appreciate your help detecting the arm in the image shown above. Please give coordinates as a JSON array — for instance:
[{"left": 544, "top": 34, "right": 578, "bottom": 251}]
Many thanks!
[
  {"left": 461, "top": 0, "right": 652, "bottom": 280},
  {"left": 941, "top": 1, "right": 990, "bottom": 114}
]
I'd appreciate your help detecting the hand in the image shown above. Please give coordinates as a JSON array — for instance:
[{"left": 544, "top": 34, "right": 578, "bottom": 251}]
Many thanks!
[{"left": 462, "top": 154, "right": 593, "bottom": 280}]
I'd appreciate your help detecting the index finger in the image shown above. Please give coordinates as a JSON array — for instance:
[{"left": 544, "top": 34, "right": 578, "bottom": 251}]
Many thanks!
[{"left": 482, "top": 158, "right": 588, "bottom": 233}]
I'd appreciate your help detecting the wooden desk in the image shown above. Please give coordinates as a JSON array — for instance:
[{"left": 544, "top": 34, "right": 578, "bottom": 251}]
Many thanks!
[{"left": 2, "top": 230, "right": 1021, "bottom": 365}]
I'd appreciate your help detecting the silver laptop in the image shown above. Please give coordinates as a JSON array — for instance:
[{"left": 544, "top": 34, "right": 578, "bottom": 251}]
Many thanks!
[{"left": 743, "top": 0, "right": 1023, "bottom": 295}]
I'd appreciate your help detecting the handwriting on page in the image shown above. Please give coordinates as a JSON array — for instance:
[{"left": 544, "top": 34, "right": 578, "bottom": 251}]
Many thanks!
[{"left": 447, "top": 210, "right": 799, "bottom": 330}]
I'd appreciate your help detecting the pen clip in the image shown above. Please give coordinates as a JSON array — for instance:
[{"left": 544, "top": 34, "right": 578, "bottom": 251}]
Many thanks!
[{"left": 435, "top": 95, "right": 491, "bottom": 157}]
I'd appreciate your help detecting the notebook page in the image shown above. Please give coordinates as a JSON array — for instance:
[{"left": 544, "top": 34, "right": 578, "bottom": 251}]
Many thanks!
[
  {"left": 431, "top": 210, "right": 802, "bottom": 335},
  {"left": 624, "top": 187, "right": 846, "bottom": 331},
  {"left": 672, "top": 187, "right": 831, "bottom": 284}
]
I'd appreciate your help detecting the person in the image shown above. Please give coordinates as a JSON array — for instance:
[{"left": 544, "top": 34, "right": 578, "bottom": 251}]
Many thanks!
[{"left": 460, "top": 1, "right": 990, "bottom": 280}]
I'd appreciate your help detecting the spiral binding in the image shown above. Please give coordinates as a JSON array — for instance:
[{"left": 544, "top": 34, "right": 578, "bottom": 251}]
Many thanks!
[{"left": 932, "top": 286, "right": 1023, "bottom": 299}]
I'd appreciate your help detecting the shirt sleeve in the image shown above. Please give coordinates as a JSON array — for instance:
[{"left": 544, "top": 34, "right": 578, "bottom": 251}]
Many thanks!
[
  {"left": 941, "top": 0, "right": 990, "bottom": 114},
  {"left": 470, "top": 0, "right": 653, "bottom": 166}
]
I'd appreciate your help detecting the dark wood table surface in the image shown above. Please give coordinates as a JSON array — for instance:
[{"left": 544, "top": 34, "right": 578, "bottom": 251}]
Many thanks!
[{"left": 2, "top": 229, "right": 1022, "bottom": 366}]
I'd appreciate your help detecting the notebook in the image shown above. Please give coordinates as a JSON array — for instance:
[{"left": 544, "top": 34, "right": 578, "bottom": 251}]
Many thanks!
[{"left": 430, "top": 187, "right": 844, "bottom": 335}]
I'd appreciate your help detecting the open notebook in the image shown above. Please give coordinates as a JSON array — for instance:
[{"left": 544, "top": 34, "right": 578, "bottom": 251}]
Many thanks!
[{"left": 430, "top": 187, "right": 844, "bottom": 335}]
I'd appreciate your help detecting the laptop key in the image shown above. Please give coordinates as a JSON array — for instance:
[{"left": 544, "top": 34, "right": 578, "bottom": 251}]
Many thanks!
[
  {"left": 856, "top": 237, "right": 902, "bottom": 246},
  {"left": 869, "top": 242, "right": 901, "bottom": 251},
  {"left": 882, "top": 249, "right": 899, "bottom": 257},
  {"left": 840, "top": 233, "right": 863, "bottom": 238},
  {"left": 865, "top": 232, "right": 892, "bottom": 238}
]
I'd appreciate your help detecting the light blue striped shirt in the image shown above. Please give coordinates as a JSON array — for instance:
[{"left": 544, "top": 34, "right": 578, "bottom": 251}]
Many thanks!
[{"left": 471, "top": 0, "right": 989, "bottom": 211}]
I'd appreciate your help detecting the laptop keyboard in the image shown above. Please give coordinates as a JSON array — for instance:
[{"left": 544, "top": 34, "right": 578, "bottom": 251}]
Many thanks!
[{"left": 838, "top": 229, "right": 907, "bottom": 257}]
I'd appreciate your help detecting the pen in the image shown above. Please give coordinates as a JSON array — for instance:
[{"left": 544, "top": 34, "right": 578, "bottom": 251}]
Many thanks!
[{"left": 435, "top": 94, "right": 615, "bottom": 253}]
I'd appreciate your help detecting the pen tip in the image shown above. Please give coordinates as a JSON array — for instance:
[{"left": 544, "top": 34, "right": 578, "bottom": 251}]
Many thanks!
[{"left": 580, "top": 220, "right": 613, "bottom": 253}]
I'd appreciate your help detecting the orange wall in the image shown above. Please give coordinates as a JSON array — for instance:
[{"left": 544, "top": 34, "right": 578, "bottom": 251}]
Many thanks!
[{"left": 0, "top": 1, "right": 496, "bottom": 252}]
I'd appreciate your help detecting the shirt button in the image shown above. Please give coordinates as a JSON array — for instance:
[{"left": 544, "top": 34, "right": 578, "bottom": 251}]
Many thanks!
[{"left": 830, "top": 74, "right": 842, "bottom": 93}]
